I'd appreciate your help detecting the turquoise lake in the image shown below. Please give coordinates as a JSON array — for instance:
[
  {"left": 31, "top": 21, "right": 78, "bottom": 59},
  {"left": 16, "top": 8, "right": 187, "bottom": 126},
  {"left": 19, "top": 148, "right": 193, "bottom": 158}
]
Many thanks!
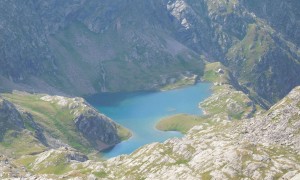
[{"left": 86, "top": 83, "right": 211, "bottom": 158}]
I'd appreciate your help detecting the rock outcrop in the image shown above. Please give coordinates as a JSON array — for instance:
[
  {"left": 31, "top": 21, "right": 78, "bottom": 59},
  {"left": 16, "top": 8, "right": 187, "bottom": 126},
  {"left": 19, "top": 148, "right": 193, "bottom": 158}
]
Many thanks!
[
  {"left": 74, "top": 110, "right": 121, "bottom": 151},
  {"left": 0, "top": 97, "right": 25, "bottom": 135},
  {"left": 40, "top": 95, "right": 123, "bottom": 151}
]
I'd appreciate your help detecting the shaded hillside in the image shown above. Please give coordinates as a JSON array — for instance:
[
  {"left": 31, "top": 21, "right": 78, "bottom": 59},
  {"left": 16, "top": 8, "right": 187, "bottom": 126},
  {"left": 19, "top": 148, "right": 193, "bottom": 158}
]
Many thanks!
[{"left": 0, "top": 0, "right": 300, "bottom": 104}]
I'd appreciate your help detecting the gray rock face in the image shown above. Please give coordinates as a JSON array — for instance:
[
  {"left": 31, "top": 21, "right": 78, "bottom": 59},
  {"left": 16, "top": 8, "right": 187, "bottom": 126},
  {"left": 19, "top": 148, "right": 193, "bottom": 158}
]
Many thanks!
[
  {"left": 74, "top": 109, "right": 120, "bottom": 151},
  {"left": 40, "top": 94, "right": 124, "bottom": 150},
  {"left": 0, "top": 97, "right": 25, "bottom": 138},
  {"left": 66, "top": 151, "right": 88, "bottom": 162}
]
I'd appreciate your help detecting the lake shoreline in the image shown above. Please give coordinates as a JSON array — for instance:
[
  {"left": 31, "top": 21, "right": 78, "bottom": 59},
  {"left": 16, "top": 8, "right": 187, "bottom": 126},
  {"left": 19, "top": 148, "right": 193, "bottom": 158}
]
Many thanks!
[{"left": 86, "top": 83, "right": 212, "bottom": 158}]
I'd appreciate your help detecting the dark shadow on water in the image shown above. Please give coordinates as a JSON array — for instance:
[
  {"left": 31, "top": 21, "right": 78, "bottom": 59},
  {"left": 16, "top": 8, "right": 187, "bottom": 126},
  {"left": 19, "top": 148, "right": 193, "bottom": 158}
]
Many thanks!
[
  {"left": 85, "top": 91, "right": 156, "bottom": 106},
  {"left": 101, "top": 145, "right": 115, "bottom": 153}
]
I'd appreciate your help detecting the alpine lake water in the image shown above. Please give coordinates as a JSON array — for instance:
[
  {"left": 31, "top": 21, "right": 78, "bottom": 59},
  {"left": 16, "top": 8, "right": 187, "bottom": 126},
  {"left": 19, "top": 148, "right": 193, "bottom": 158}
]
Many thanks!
[{"left": 86, "top": 83, "right": 212, "bottom": 158}]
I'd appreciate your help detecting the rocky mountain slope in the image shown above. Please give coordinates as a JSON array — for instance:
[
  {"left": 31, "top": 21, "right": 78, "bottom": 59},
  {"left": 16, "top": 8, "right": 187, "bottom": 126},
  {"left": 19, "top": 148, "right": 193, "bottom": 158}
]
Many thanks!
[
  {"left": 0, "top": 0, "right": 203, "bottom": 95},
  {"left": 0, "top": 92, "right": 130, "bottom": 159},
  {"left": 242, "top": 0, "right": 300, "bottom": 47},
  {"left": 0, "top": 0, "right": 300, "bottom": 104}
]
